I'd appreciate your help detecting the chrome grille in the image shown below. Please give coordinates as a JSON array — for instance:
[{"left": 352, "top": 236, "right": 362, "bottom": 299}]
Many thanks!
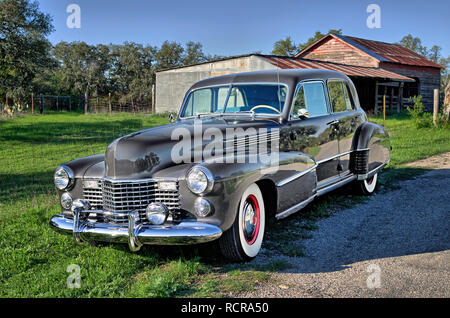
[
  {"left": 82, "top": 178, "right": 180, "bottom": 224},
  {"left": 82, "top": 179, "right": 103, "bottom": 209}
]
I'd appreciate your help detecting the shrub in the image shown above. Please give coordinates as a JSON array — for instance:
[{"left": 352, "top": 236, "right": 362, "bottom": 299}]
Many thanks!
[{"left": 407, "top": 95, "right": 449, "bottom": 129}]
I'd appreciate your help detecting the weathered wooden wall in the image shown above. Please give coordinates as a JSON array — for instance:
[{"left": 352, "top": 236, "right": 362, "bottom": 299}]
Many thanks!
[
  {"left": 381, "top": 62, "right": 441, "bottom": 111},
  {"left": 298, "top": 37, "right": 379, "bottom": 68}
]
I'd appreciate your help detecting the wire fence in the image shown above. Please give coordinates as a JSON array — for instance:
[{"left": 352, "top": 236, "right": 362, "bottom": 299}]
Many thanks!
[{"left": 0, "top": 93, "right": 154, "bottom": 116}]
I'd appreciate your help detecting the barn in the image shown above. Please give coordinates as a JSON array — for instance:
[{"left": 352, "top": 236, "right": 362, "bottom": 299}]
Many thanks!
[{"left": 155, "top": 34, "right": 443, "bottom": 114}]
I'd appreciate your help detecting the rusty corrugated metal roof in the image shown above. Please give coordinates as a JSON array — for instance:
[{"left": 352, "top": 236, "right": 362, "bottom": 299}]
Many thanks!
[
  {"left": 263, "top": 56, "right": 414, "bottom": 81},
  {"left": 340, "top": 35, "right": 443, "bottom": 68},
  {"left": 296, "top": 34, "right": 443, "bottom": 69}
]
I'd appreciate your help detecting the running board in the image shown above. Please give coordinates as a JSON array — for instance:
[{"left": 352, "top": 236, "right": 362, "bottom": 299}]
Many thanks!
[
  {"left": 275, "top": 174, "right": 357, "bottom": 220},
  {"left": 316, "top": 175, "right": 356, "bottom": 197}
]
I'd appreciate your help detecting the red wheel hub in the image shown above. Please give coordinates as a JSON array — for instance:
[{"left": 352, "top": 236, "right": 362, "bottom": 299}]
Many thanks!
[{"left": 242, "top": 194, "right": 260, "bottom": 245}]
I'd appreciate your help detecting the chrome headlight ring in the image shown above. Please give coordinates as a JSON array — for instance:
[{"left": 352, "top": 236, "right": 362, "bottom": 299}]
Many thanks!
[
  {"left": 186, "top": 166, "right": 214, "bottom": 195},
  {"left": 54, "top": 165, "right": 74, "bottom": 190}
]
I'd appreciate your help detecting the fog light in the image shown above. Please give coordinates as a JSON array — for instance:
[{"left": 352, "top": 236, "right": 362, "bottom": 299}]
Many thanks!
[
  {"left": 60, "top": 192, "right": 73, "bottom": 210},
  {"left": 194, "top": 198, "right": 212, "bottom": 217},
  {"left": 146, "top": 202, "right": 168, "bottom": 225}
]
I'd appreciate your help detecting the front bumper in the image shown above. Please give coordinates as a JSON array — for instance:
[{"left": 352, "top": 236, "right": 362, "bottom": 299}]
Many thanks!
[{"left": 49, "top": 210, "right": 222, "bottom": 251}]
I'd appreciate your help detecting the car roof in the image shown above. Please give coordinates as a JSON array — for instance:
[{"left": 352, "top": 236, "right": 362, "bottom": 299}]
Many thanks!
[{"left": 189, "top": 69, "right": 349, "bottom": 91}]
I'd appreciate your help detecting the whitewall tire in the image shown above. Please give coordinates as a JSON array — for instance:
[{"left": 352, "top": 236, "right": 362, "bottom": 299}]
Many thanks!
[
  {"left": 219, "top": 183, "right": 265, "bottom": 262},
  {"left": 355, "top": 173, "right": 378, "bottom": 195}
]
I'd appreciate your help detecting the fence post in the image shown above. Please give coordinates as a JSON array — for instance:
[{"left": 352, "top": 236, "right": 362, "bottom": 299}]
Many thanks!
[
  {"left": 108, "top": 92, "right": 112, "bottom": 114},
  {"left": 383, "top": 95, "right": 386, "bottom": 127},
  {"left": 5, "top": 93, "right": 9, "bottom": 114},
  {"left": 40, "top": 94, "right": 44, "bottom": 114},
  {"left": 31, "top": 93, "right": 34, "bottom": 114},
  {"left": 433, "top": 88, "right": 439, "bottom": 127},
  {"left": 84, "top": 92, "right": 88, "bottom": 115}
]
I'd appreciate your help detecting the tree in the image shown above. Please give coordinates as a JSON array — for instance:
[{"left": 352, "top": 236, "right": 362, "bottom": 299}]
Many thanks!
[
  {"left": 155, "top": 41, "right": 184, "bottom": 71},
  {"left": 272, "top": 36, "right": 298, "bottom": 57},
  {"left": 0, "top": 0, "right": 54, "bottom": 105},
  {"left": 397, "top": 34, "right": 428, "bottom": 56},
  {"left": 183, "top": 41, "right": 207, "bottom": 66},
  {"left": 52, "top": 42, "right": 111, "bottom": 98},
  {"left": 271, "top": 29, "right": 342, "bottom": 56},
  {"left": 109, "top": 42, "right": 156, "bottom": 103},
  {"left": 298, "top": 29, "right": 342, "bottom": 51},
  {"left": 398, "top": 34, "right": 449, "bottom": 92}
]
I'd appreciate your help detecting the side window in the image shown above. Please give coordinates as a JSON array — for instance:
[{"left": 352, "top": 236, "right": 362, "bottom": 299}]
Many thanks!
[
  {"left": 327, "top": 80, "right": 354, "bottom": 112},
  {"left": 291, "top": 82, "right": 329, "bottom": 119}
]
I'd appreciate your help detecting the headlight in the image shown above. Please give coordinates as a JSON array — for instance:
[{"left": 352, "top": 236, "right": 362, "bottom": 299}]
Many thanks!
[
  {"left": 54, "top": 165, "right": 74, "bottom": 190},
  {"left": 194, "top": 197, "right": 213, "bottom": 217},
  {"left": 146, "top": 202, "right": 169, "bottom": 225},
  {"left": 60, "top": 192, "right": 73, "bottom": 210},
  {"left": 186, "top": 166, "right": 214, "bottom": 194}
]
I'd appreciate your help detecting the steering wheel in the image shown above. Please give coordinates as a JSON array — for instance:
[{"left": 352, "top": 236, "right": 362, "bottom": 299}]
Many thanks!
[{"left": 249, "top": 105, "right": 281, "bottom": 114}]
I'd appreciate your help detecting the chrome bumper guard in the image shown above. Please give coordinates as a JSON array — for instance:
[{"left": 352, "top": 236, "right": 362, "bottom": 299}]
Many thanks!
[{"left": 49, "top": 209, "right": 222, "bottom": 251}]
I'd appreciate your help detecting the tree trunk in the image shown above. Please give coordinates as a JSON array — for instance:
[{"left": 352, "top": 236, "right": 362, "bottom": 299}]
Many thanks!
[
  {"left": 84, "top": 91, "right": 88, "bottom": 115},
  {"left": 444, "top": 82, "right": 450, "bottom": 119}
]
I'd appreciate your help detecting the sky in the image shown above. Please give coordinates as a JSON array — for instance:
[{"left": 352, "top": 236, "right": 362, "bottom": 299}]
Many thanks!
[{"left": 37, "top": 0, "right": 450, "bottom": 58}]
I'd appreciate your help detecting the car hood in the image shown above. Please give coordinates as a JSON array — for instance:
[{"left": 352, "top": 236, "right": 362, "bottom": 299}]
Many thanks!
[{"left": 104, "top": 117, "right": 280, "bottom": 179}]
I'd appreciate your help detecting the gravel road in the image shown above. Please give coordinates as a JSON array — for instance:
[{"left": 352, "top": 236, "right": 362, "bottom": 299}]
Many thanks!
[{"left": 241, "top": 159, "right": 450, "bottom": 298}]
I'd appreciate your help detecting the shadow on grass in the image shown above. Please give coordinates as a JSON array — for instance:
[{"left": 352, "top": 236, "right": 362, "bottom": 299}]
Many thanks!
[{"left": 0, "top": 119, "right": 146, "bottom": 145}]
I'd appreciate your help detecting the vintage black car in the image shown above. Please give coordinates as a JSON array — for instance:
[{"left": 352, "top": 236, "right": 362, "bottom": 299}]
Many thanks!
[{"left": 50, "top": 69, "right": 390, "bottom": 261}]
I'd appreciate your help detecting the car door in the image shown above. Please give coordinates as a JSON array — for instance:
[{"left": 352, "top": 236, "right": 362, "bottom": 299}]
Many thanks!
[
  {"left": 327, "top": 79, "right": 365, "bottom": 176},
  {"left": 287, "top": 81, "right": 340, "bottom": 185}
]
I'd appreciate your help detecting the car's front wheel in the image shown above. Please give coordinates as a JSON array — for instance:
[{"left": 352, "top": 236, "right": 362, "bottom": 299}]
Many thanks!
[
  {"left": 354, "top": 173, "right": 378, "bottom": 195},
  {"left": 219, "top": 183, "right": 265, "bottom": 262}
]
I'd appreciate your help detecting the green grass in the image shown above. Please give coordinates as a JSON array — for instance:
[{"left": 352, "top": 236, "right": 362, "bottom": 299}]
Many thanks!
[{"left": 0, "top": 111, "right": 449, "bottom": 297}]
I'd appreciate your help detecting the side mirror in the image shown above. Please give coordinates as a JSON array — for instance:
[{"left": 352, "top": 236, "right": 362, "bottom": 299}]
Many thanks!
[
  {"left": 297, "top": 108, "right": 310, "bottom": 119},
  {"left": 168, "top": 113, "right": 175, "bottom": 123}
]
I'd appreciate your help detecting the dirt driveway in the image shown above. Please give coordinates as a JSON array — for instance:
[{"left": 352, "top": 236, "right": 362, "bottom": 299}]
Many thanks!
[{"left": 241, "top": 154, "right": 450, "bottom": 298}]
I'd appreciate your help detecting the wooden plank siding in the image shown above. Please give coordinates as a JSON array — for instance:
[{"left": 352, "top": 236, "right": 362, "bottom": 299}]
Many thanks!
[
  {"left": 298, "top": 37, "right": 379, "bottom": 68},
  {"left": 380, "top": 62, "right": 441, "bottom": 111}
]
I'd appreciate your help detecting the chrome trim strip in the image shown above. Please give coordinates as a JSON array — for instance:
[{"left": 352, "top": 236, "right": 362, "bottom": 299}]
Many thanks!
[
  {"left": 316, "top": 175, "right": 356, "bottom": 197},
  {"left": 275, "top": 195, "right": 316, "bottom": 220},
  {"left": 316, "top": 151, "right": 352, "bottom": 164},
  {"left": 276, "top": 164, "right": 317, "bottom": 187},
  {"left": 102, "top": 177, "right": 178, "bottom": 183}
]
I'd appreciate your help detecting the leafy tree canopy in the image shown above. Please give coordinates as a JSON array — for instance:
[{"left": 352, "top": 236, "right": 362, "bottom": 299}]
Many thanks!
[
  {"left": 271, "top": 29, "right": 342, "bottom": 57},
  {"left": 0, "top": 0, "right": 54, "bottom": 101}
]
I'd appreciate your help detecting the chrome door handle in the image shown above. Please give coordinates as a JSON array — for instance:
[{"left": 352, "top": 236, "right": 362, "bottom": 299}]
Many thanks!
[{"left": 327, "top": 120, "right": 339, "bottom": 126}]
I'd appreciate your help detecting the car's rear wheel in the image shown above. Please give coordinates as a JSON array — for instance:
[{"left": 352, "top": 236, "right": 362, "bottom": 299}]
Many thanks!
[
  {"left": 354, "top": 173, "right": 378, "bottom": 195},
  {"left": 219, "top": 183, "right": 265, "bottom": 262}
]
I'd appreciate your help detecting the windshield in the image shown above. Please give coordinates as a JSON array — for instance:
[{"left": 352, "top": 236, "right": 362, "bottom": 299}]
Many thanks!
[{"left": 180, "top": 84, "right": 287, "bottom": 118}]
